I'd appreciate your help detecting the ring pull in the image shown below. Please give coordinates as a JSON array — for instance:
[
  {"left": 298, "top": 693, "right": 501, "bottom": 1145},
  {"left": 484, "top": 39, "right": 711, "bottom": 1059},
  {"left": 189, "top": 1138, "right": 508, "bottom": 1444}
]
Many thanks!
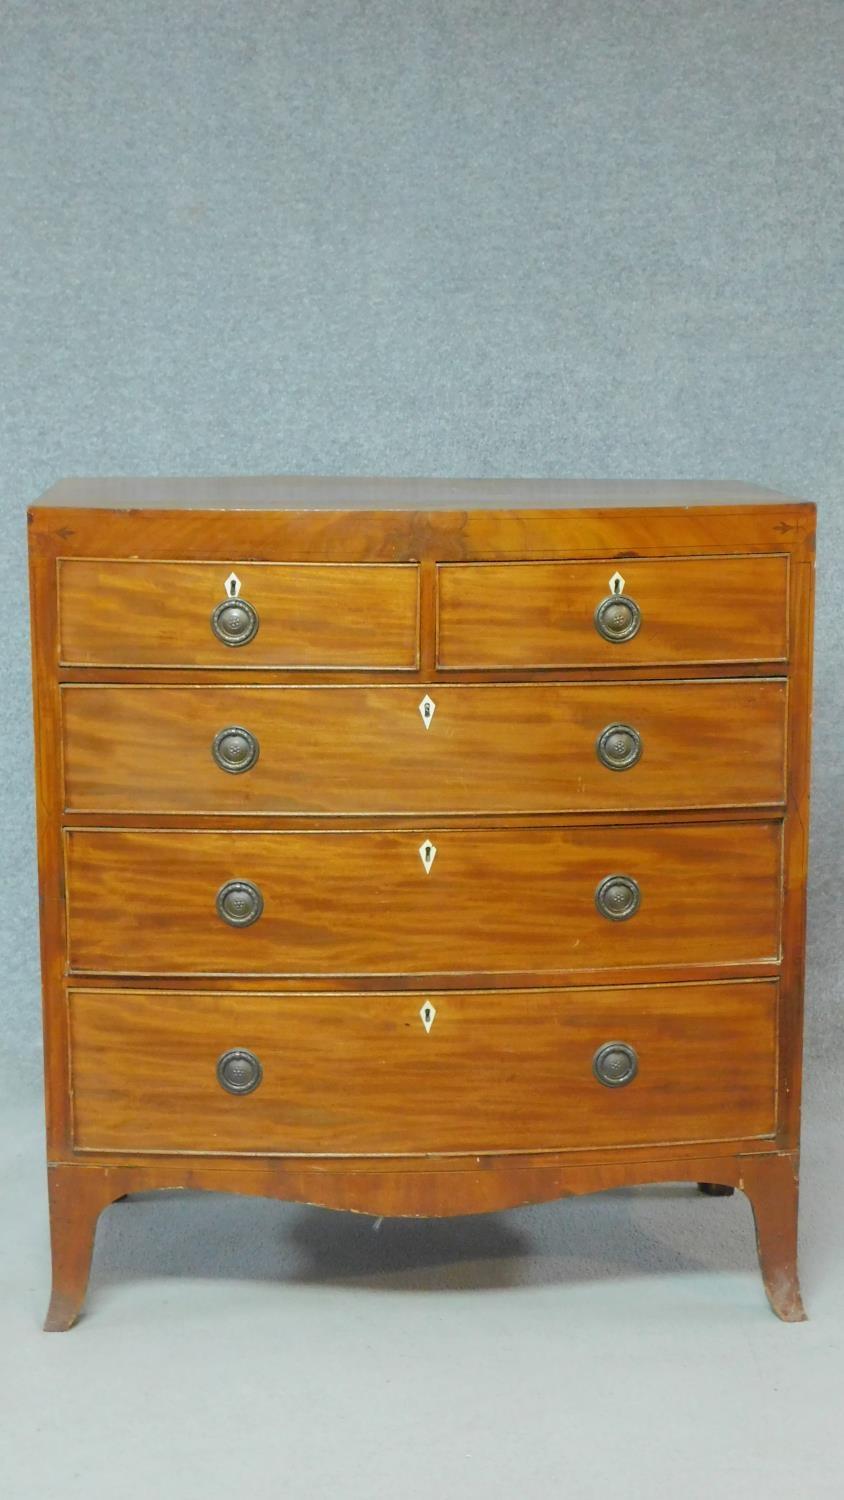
[
  {"left": 217, "top": 1048, "right": 263, "bottom": 1095},
  {"left": 595, "top": 874, "right": 641, "bottom": 921},
  {"left": 216, "top": 879, "right": 264, "bottom": 928},
  {"left": 596, "top": 723, "right": 642, "bottom": 771},
  {"left": 593, "top": 1042, "right": 638, "bottom": 1088},
  {"left": 212, "top": 726, "right": 260, "bottom": 774}
]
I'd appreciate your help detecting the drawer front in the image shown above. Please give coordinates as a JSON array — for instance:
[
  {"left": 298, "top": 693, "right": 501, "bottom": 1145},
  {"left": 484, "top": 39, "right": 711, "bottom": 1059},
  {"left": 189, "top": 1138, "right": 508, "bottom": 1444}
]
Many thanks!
[
  {"left": 68, "top": 981, "right": 778, "bottom": 1155},
  {"left": 65, "top": 823, "right": 782, "bottom": 976},
  {"left": 61, "top": 679, "right": 787, "bottom": 815},
  {"left": 58, "top": 560, "right": 420, "bottom": 669},
  {"left": 437, "top": 556, "right": 789, "bottom": 668}
]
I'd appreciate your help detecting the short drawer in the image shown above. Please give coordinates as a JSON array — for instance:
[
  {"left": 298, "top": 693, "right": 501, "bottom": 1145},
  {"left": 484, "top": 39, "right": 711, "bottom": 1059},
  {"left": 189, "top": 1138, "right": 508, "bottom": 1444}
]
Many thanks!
[
  {"left": 57, "top": 559, "right": 420, "bottom": 669},
  {"left": 64, "top": 823, "right": 782, "bottom": 977},
  {"left": 437, "top": 555, "right": 789, "bottom": 668},
  {"left": 67, "top": 981, "right": 778, "bottom": 1155},
  {"left": 61, "top": 678, "right": 787, "bottom": 815}
]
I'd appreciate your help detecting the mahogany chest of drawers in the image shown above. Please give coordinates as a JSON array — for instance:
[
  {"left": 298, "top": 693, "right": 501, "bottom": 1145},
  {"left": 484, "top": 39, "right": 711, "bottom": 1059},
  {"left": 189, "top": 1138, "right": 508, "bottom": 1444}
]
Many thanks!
[{"left": 28, "top": 476, "right": 815, "bottom": 1327}]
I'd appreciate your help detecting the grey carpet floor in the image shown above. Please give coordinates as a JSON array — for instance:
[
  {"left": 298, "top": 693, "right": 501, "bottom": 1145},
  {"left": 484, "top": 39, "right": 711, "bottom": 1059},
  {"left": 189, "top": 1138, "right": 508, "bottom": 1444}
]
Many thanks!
[{"left": 2, "top": 1067, "right": 842, "bottom": 1499}]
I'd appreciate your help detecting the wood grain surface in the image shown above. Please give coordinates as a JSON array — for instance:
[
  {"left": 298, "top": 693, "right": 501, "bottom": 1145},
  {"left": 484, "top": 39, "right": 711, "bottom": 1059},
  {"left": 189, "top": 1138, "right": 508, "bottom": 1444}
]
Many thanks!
[
  {"left": 58, "top": 559, "right": 420, "bottom": 668},
  {"left": 60, "top": 678, "right": 787, "bottom": 816},
  {"left": 437, "top": 555, "right": 789, "bottom": 667},
  {"left": 67, "top": 981, "right": 778, "bottom": 1155},
  {"left": 42, "top": 1150, "right": 804, "bottom": 1329},
  {"left": 38, "top": 474, "right": 806, "bottom": 510},
  {"left": 64, "top": 822, "right": 783, "bottom": 976}
]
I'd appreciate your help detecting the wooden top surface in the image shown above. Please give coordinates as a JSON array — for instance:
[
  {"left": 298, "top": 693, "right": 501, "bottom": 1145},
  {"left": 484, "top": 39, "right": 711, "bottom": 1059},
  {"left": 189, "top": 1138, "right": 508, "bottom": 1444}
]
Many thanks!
[{"left": 33, "top": 475, "right": 809, "bottom": 512}]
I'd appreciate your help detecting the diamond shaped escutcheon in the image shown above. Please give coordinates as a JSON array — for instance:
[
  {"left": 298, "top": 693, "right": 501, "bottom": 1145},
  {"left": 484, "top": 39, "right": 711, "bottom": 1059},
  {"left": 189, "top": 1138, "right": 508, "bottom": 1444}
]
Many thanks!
[
  {"left": 418, "top": 694, "right": 436, "bottom": 727},
  {"left": 419, "top": 840, "right": 437, "bottom": 873},
  {"left": 420, "top": 1002, "right": 437, "bottom": 1034}
]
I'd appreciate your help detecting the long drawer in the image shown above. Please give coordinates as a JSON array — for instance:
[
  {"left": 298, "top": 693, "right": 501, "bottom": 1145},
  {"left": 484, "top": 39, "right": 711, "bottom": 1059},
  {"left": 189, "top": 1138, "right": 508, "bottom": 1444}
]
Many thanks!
[
  {"left": 67, "top": 981, "right": 779, "bottom": 1155},
  {"left": 61, "top": 679, "right": 787, "bottom": 816},
  {"left": 437, "top": 555, "right": 789, "bottom": 668},
  {"left": 64, "top": 823, "right": 782, "bottom": 976},
  {"left": 57, "top": 559, "right": 420, "bottom": 669}
]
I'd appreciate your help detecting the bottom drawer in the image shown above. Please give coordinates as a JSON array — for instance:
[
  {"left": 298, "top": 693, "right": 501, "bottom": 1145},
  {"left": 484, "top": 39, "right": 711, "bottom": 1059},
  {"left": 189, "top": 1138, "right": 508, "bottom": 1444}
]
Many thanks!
[{"left": 68, "top": 982, "right": 778, "bottom": 1156}]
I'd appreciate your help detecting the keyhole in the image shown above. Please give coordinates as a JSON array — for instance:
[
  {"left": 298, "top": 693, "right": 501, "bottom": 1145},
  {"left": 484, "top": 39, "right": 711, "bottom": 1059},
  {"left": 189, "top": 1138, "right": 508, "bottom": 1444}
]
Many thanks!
[
  {"left": 424, "top": 704, "right": 431, "bottom": 719},
  {"left": 418, "top": 838, "right": 437, "bottom": 873},
  {"left": 419, "top": 1000, "right": 437, "bottom": 1033}
]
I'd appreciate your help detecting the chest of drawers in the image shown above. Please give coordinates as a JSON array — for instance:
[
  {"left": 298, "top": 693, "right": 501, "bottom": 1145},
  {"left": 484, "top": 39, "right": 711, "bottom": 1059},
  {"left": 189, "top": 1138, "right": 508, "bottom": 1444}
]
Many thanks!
[{"left": 28, "top": 476, "right": 815, "bottom": 1328}]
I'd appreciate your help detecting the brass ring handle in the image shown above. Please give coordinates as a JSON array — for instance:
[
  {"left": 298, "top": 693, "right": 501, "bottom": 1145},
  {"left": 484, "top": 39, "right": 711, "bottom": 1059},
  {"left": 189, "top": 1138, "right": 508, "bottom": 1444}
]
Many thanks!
[
  {"left": 216, "top": 1048, "right": 263, "bottom": 1095},
  {"left": 595, "top": 874, "right": 641, "bottom": 921},
  {"left": 212, "top": 726, "right": 260, "bottom": 774},
  {"left": 594, "top": 593, "right": 641, "bottom": 643},
  {"left": 211, "top": 596, "right": 260, "bottom": 647},
  {"left": 596, "top": 723, "right": 642, "bottom": 771},
  {"left": 593, "top": 1041, "right": 638, "bottom": 1088},
  {"left": 216, "top": 879, "right": 264, "bottom": 928}
]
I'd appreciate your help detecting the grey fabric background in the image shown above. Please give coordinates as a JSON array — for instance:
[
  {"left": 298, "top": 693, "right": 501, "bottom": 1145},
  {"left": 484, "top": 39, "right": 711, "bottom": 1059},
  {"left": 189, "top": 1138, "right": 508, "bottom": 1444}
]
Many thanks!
[
  {"left": 2, "top": 0, "right": 842, "bottom": 1088},
  {"left": 1, "top": 7, "right": 843, "bottom": 1496}
]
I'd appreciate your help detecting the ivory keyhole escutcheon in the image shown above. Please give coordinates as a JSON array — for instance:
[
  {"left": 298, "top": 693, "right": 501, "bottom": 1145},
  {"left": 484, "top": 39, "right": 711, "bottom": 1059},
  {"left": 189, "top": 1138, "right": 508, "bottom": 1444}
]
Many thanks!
[
  {"left": 419, "top": 840, "right": 437, "bottom": 874},
  {"left": 418, "top": 694, "right": 436, "bottom": 727},
  {"left": 420, "top": 1002, "right": 437, "bottom": 1034}
]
